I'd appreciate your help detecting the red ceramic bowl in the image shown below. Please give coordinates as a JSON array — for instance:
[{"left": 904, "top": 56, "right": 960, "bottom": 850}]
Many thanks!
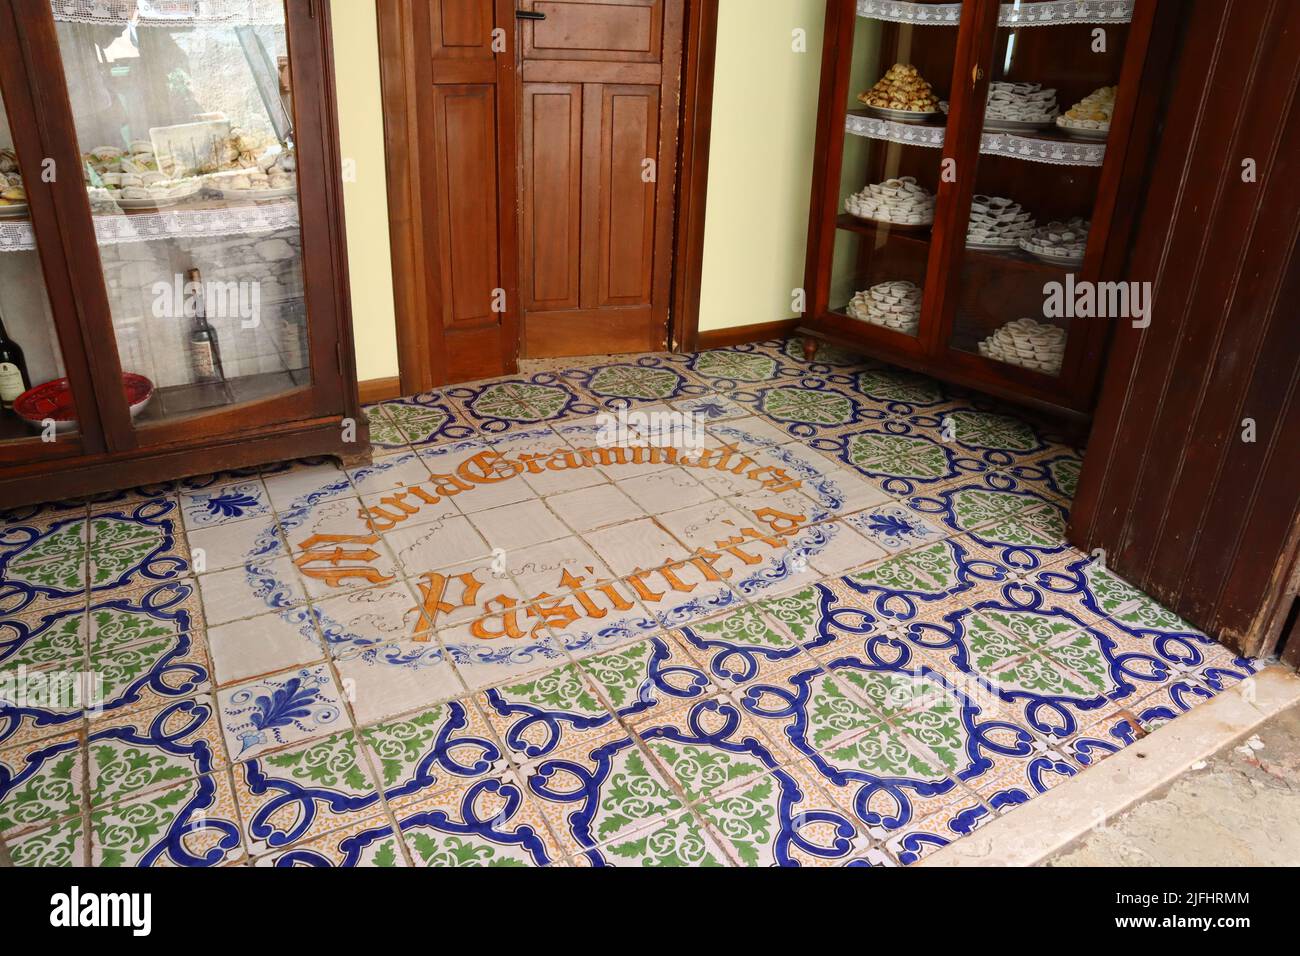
[{"left": 14, "top": 373, "right": 154, "bottom": 432}]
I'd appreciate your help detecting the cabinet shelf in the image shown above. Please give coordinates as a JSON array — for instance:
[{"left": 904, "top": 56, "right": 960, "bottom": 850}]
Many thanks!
[
  {"left": 845, "top": 109, "right": 1108, "bottom": 166},
  {"left": 804, "top": 0, "right": 1163, "bottom": 421},
  {"left": 0, "top": 198, "right": 299, "bottom": 253},
  {"left": 856, "top": 0, "right": 1134, "bottom": 28},
  {"left": 49, "top": 0, "right": 284, "bottom": 27}
]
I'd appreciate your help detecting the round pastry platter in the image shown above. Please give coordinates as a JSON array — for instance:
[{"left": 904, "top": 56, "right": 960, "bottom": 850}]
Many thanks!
[
  {"left": 1056, "top": 123, "right": 1109, "bottom": 141},
  {"left": 965, "top": 238, "right": 1021, "bottom": 252},
  {"left": 1020, "top": 247, "right": 1085, "bottom": 268},
  {"left": 109, "top": 183, "right": 205, "bottom": 210},
  {"left": 215, "top": 185, "right": 298, "bottom": 201},
  {"left": 861, "top": 104, "right": 944, "bottom": 125},
  {"left": 0, "top": 202, "right": 29, "bottom": 219},
  {"left": 848, "top": 211, "right": 932, "bottom": 233},
  {"left": 982, "top": 117, "right": 1056, "bottom": 133},
  {"left": 14, "top": 373, "right": 154, "bottom": 433}
]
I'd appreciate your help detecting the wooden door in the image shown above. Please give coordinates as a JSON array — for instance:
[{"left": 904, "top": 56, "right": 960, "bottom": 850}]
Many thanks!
[
  {"left": 1069, "top": 0, "right": 1300, "bottom": 660},
  {"left": 517, "top": 0, "right": 685, "bottom": 357}
]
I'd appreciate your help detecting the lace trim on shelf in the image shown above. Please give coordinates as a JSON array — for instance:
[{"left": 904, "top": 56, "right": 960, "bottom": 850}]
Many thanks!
[
  {"left": 845, "top": 114, "right": 1107, "bottom": 166},
  {"left": 0, "top": 200, "right": 299, "bottom": 253},
  {"left": 998, "top": 0, "right": 1135, "bottom": 26},
  {"left": 49, "top": 0, "right": 285, "bottom": 27},
  {"left": 856, "top": 0, "right": 1133, "bottom": 27},
  {"left": 845, "top": 113, "right": 947, "bottom": 148}
]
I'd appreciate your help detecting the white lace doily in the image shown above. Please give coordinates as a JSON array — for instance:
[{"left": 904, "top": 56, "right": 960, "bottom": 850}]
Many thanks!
[
  {"left": 0, "top": 199, "right": 299, "bottom": 253},
  {"left": 49, "top": 0, "right": 285, "bottom": 26},
  {"left": 856, "top": 0, "right": 1133, "bottom": 26},
  {"left": 845, "top": 114, "right": 1106, "bottom": 166}
]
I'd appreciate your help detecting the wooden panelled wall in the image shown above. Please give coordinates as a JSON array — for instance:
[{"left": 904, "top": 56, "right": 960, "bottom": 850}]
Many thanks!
[{"left": 1069, "top": 0, "right": 1300, "bottom": 662}]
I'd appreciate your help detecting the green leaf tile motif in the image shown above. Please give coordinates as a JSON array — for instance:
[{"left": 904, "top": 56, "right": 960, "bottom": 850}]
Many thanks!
[
  {"left": 591, "top": 748, "right": 683, "bottom": 844},
  {"left": 762, "top": 387, "right": 854, "bottom": 426},
  {"left": 846, "top": 433, "right": 951, "bottom": 480},
  {"left": 849, "top": 542, "right": 961, "bottom": 594},
  {"left": 856, "top": 369, "right": 944, "bottom": 406},
  {"left": 581, "top": 643, "right": 656, "bottom": 710},
  {"left": 364, "top": 406, "right": 407, "bottom": 446},
  {"left": 0, "top": 747, "right": 81, "bottom": 835},
  {"left": 821, "top": 725, "right": 944, "bottom": 779},
  {"left": 9, "top": 818, "right": 83, "bottom": 867},
  {"left": 603, "top": 813, "right": 724, "bottom": 866},
  {"left": 757, "top": 588, "right": 822, "bottom": 644},
  {"left": 6, "top": 614, "right": 83, "bottom": 670},
  {"left": 649, "top": 740, "right": 764, "bottom": 803},
  {"left": 498, "top": 665, "right": 604, "bottom": 717},
  {"left": 91, "top": 739, "right": 191, "bottom": 807},
  {"left": 261, "top": 732, "right": 373, "bottom": 796},
  {"left": 804, "top": 674, "right": 882, "bottom": 749},
  {"left": 1048, "top": 457, "right": 1081, "bottom": 499},
  {"left": 892, "top": 699, "right": 967, "bottom": 774},
  {"left": 470, "top": 382, "right": 571, "bottom": 422},
  {"left": 691, "top": 606, "right": 791, "bottom": 649},
  {"left": 949, "top": 489, "right": 1037, "bottom": 529},
  {"left": 946, "top": 411, "right": 1039, "bottom": 453},
  {"left": 89, "top": 606, "right": 181, "bottom": 657},
  {"left": 586, "top": 365, "right": 682, "bottom": 400},
  {"left": 383, "top": 402, "right": 452, "bottom": 443},
  {"left": 692, "top": 351, "right": 778, "bottom": 382},
  {"left": 407, "top": 831, "right": 529, "bottom": 867}
]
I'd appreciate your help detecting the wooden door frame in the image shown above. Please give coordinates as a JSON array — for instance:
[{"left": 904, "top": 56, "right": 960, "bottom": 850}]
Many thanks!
[{"left": 378, "top": 0, "right": 719, "bottom": 393}]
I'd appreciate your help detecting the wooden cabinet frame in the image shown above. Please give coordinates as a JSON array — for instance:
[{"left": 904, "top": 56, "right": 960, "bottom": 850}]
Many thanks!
[
  {"left": 0, "top": 0, "right": 365, "bottom": 508},
  {"left": 800, "top": 0, "right": 1175, "bottom": 422}
]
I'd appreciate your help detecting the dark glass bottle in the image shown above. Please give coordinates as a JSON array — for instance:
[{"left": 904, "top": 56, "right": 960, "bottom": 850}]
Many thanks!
[
  {"left": 185, "top": 267, "right": 226, "bottom": 384},
  {"left": 0, "top": 310, "right": 32, "bottom": 411}
]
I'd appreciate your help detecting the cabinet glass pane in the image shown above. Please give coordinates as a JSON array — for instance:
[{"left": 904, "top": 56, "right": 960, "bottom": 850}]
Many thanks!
[
  {"left": 54, "top": 1, "right": 309, "bottom": 425},
  {"left": 0, "top": 86, "right": 77, "bottom": 443},
  {"left": 833, "top": 4, "right": 962, "bottom": 340},
  {"left": 946, "top": 18, "right": 1132, "bottom": 377}
]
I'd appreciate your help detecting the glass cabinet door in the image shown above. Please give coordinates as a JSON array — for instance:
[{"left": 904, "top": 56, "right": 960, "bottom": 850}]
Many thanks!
[
  {"left": 0, "top": 78, "right": 85, "bottom": 458},
  {"left": 52, "top": 0, "right": 311, "bottom": 430},
  {"left": 942, "top": 4, "right": 1135, "bottom": 384},
  {"left": 828, "top": 1, "right": 967, "bottom": 346}
]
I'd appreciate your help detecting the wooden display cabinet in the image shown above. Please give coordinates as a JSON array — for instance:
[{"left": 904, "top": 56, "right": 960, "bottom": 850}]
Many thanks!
[
  {"left": 800, "top": 0, "right": 1173, "bottom": 421},
  {"left": 0, "top": 0, "right": 364, "bottom": 509}
]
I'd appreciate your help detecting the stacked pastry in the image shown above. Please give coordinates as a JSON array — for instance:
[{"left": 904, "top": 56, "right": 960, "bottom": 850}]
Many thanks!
[
  {"left": 0, "top": 149, "right": 24, "bottom": 213},
  {"left": 203, "top": 127, "right": 297, "bottom": 193},
  {"left": 82, "top": 143, "right": 199, "bottom": 204},
  {"left": 858, "top": 63, "right": 940, "bottom": 113},
  {"left": 844, "top": 176, "right": 935, "bottom": 226},
  {"left": 1057, "top": 85, "right": 1117, "bottom": 134},
  {"left": 967, "top": 195, "right": 1035, "bottom": 247},
  {"left": 847, "top": 281, "right": 922, "bottom": 335},
  {"left": 1019, "top": 217, "right": 1090, "bottom": 263},
  {"left": 978, "top": 317, "right": 1066, "bottom": 375},
  {"left": 985, "top": 82, "right": 1058, "bottom": 125}
]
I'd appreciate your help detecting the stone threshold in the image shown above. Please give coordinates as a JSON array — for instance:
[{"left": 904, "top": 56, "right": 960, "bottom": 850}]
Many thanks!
[{"left": 921, "top": 664, "right": 1300, "bottom": 867}]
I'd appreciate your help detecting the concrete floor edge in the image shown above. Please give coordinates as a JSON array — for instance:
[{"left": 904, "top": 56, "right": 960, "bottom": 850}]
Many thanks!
[{"left": 921, "top": 663, "right": 1300, "bottom": 867}]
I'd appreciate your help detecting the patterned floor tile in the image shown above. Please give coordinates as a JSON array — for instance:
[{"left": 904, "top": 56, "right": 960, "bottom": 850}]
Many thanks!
[
  {"left": 218, "top": 664, "right": 348, "bottom": 761},
  {"left": 256, "top": 814, "right": 406, "bottom": 867},
  {"left": 360, "top": 699, "right": 502, "bottom": 809},
  {"left": 0, "top": 336, "right": 1265, "bottom": 866},
  {"left": 0, "top": 732, "right": 82, "bottom": 838},
  {"left": 398, "top": 773, "right": 565, "bottom": 866},
  {"left": 88, "top": 695, "right": 227, "bottom": 807},
  {"left": 235, "top": 730, "right": 383, "bottom": 856},
  {"left": 88, "top": 770, "right": 243, "bottom": 866}
]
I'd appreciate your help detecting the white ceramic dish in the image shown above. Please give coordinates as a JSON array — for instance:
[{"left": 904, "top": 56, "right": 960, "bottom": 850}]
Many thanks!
[{"left": 861, "top": 104, "right": 944, "bottom": 125}]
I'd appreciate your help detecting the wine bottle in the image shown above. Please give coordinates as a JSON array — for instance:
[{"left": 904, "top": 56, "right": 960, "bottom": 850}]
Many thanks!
[
  {"left": 185, "top": 267, "right": 226, "bottom": 385},
  {"left": 0, "top": 310, "right": 32, "bottom": 411}
]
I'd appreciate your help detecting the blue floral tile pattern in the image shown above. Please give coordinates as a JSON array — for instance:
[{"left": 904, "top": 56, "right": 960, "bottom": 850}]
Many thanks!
[{"left": 0, "top": 336, "right": 1261, "bottom": 866}]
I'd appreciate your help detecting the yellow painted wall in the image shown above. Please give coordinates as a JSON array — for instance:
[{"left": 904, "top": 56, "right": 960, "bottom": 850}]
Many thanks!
[
  {"left": 331, "top": 0, "right": 825, "bottom": 379},
  {"left": 329, "top": 1, "right": 398, "bottom": 383},
  {"left": 697, "top": 0, "right": 827, "bottom": 332}
]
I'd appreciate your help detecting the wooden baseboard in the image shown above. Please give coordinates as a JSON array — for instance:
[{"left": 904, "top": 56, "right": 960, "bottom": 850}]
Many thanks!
[
  {"left": 695, "top": 318, "right": 799, "bottom": 351},
  {"left": 358, "top": 376, "right": 403, "bottom": 405}
]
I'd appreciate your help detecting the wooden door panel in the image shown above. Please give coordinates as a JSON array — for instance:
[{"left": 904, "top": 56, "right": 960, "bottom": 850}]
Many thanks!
[
  {"left": 524, "top": 0, "right": 664, "bottom": 63},
  {"left": 519, "top": 0, "right": 682, "bottom": 357},
  {"left": 432, "top": 86, "right": 502, "bottom": 329},
  {"left": 522, "top": 83, "right": 583, "bottom": 312},
  {"left": 434, "top": 0, "right": 494, "bottom": 53},
  {"left": 593, "top": 85, "right": 658, "bottom": 308}
]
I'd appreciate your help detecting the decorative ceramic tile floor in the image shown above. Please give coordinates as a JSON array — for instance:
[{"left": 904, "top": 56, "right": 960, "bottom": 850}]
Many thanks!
[{"left": 0, "top": 337, "right": 1258, "bottom": 867}]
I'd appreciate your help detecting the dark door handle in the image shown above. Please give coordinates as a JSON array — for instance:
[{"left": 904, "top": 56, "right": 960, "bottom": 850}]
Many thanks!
[{"left": 516, "top": 9, "right": 546, "bottom": 19}]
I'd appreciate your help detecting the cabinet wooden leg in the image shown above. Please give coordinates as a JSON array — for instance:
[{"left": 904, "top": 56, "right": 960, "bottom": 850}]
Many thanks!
[
  {"left": 801, "top": 337, "right": 819, "bottom": 362},
  {"left": 338, "top": 448, "right": 374, "bottom": 470}
]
